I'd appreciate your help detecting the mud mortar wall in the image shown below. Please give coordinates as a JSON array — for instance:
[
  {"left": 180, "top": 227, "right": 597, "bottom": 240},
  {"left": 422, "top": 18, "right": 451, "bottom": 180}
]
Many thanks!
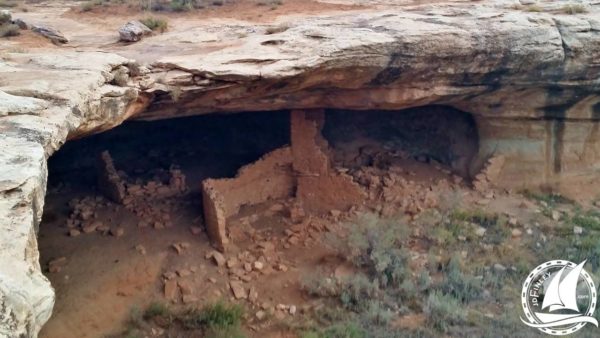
[
  {"left": 291, "top": 110, "right": 365, "bottom": 214},
  {"left": 202, "top": 147, "right": 296, "bottom": 251}
]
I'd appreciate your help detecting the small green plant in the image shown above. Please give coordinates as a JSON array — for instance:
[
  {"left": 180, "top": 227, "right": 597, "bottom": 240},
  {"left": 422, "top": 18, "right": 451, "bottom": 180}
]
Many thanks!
[
  {"left": 572, "top": 211, "right": 600, "bottom": 231},
  {"left": 562, "top": 4, "right": 588, "bottom": 14},
  {"left": 522, "top": 190, "right": 573, "bottom": 206},
  {"left": 424, "top": 291, "right": 466, "bottom": 333},
  {"left": 440, "top": 254, "right": 482, "bottom": 303},
  {"left": 182, "top": 301, "right": 243, "bottom": 330},
  {"left": 0, "top": 23, "right": 19, "bottom": 37},
  {"left": 169, "top": 0, "right": 194, "bottom": 12},
  {"left": 301, "top": 272, "right": 339, "bottom": 298},
  {"left": 143, "top": 301, "right": 170, "bottom": 319},
  {"left": 339, "top": 274, "right": 379, "bottom": 311},
  {"left": 139, "top": 17, "right": 168, "bottom": 33},
  {"left": 302, "top": 321, "right": 366, "bottom": 338}
]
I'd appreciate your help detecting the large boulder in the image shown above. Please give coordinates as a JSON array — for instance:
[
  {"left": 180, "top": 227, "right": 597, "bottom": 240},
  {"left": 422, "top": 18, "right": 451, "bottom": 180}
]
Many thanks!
[
  {"left": 31, "top": 25, "right": 67, "bottom": 44},
  {"left": 118, "top": 20, "right": 152, "bottom": 42}
]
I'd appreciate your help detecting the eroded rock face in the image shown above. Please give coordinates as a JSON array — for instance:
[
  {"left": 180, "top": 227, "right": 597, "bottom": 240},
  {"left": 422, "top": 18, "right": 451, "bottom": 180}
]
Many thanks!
[
  {"left": 1, "top": 0, "right": 600, "bottom": 336},
  {"left": 0, "top": 52, "right": 147, "bottom": 337}
]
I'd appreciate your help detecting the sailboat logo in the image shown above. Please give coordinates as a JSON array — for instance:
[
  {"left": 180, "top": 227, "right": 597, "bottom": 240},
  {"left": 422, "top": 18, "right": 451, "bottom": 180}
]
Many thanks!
[{"left": 521, "top": 260, "right": 598, "bottom": 335}]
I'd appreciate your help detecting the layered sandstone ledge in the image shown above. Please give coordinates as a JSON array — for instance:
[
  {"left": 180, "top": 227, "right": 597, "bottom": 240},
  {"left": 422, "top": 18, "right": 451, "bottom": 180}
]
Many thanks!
[{"left": 1, "top": 0, "right": 600, "bottom": 336}]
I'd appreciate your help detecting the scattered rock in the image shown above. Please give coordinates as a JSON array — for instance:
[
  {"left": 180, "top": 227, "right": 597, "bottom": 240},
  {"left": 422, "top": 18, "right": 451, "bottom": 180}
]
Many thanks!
[
  {"left": 227, "top": 258, "right": 239, "bottom": 269},
  {"left": 82, "top": 221, "right": 101, "bottom": 234},
  {"left": 551, "top": 210, "right": 560, "bottom": 221},
  {"left": 253, "top": 261, "right": 264, "bottom": 270},
  {"left": 256, "top": 310, "right": 266, "bottom": 320},
  {"left": 118, "top": 20, "right": 152, "bottom": 42},
  {"left": 248, "top": 286, "right": 258, "bottom": 303},
  {"left": 190, "top": 226, "right": 202, "bottom": 235},
  {"left": 207, "top": 250, "right": 226, "bottom": 267},
  {"left": 135, "top": 244, "right": 146, "bottom": 255},
  {"left": 230, "top": 281, "right": 247, "bottom": 299},
  {"left": 574, "top": 226, "right": 583, "bottom": 235},
  {"left": 164, "top": 280, "right": 178, "bottom": 301},
  {"left": 511, "top": 229, "right": 522, "bottom": 237},
  {"left": 110, "top": 227, "right": 125, "bottom": 237},
  {"left": 178, "top": 280, "right": 192, "bottom": 295},
  {"left": 48, "top": 257, "right": 67, "bottom": 273},
  {"left": 177, "top": 269, "right": 191, "bottom": 277},
  {"left": 289, "top": 305, "right": 297, "bottom": 315},
  {"left": 182, "top": 295, "right": 198, "bottom": 304},
  {"left": 32, "top": 24, "right": 68, "bottom": 44},
  {"left": 171, "top": 242, "right": 190, "bottom": 255},
  {"left": 68, "top": 229, "right": 80, "bottom": 237},
  {"left": 475, "top": 226, "right": 486, "bottom": 237},
  {"left": 493, "top": 263, "right": 507, "bottom": 273},
  {"left": 13, "top": 18, "right": 28, "bottom": 30}
]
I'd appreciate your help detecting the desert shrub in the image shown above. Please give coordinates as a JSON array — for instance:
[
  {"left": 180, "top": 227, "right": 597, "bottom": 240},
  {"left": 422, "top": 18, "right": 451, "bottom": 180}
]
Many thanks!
[
  {"left": 342, "top": 213, "right": 411, "bottom": 288},
  {"left": 0, "top": 0, "right": 19, "bottom": 8},
  {"left": 302, "top": 272, "right": 340, "bottom": 298},
  {"left": 424, "top": 291, "right": 466, "bottom": 333},
  {"left": 524, "top": 4, "right": 542, "bottom": 12},
  {"left": 143, "top": 301, "right": 170, "bottom": 319},
  {"left": 0, "top": 23, "right": 19, "bottom": 37},
  {"left": 169, "top": 0, "right": 194, "bottom": 11},
  {"left": 572, "top": 210, "right": 600, "bottom": 231},
  {"left": 302, "top": 322, "right": 366, "bottom": 338},
  {"left": 182, "top": 301, "right": 243, "bottom": 330},
  {"left": 439, "top": 254, "right": 482, "bottom": 303},
  {"left": 562, "top": 4, "right": 588, "bottom": 14},
  {"left": 339, "top": 274, "right": 380, "bottom": 311},
  {"left": 139, "top": 16, "right": 167, "bottom": 32},
  {"left": 522, "top": 190, "right": 573, "bottom": 206}
]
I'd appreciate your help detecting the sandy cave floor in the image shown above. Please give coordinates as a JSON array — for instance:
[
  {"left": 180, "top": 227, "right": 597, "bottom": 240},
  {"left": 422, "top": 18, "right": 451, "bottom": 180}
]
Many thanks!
[{"left": 35, "top": 109, "right": 600, "bottom": 338}]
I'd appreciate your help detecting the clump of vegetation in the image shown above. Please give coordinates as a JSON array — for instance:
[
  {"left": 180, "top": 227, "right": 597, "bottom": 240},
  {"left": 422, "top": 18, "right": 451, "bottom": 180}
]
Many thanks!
[
  {"left": 524, "top": 4, "right": 543, "bottom": 12},
  {"left": 561, "top": 4, "right": 588, "bottom": 14},
  {"left": 125, "top": 300, "right": 244, "bottom": 337},
  {"left": 143, "top": 301, "right": 171, "bottom": 319},
  {"left": 424, "top": 291, "right": 467, "bottom": 333},
  {"left": 139, "top": 16, "right": 168, "bottom": 32},
  {"left": 522, "top": 190, "right": 573, "bottom": 206},
  {"left": 256, "top": 0, "right": 283, "bottom": 10},
  {"left": 572, "top": 209, "right": 600, "bottom": 231},
  {"left": 182, "top": 301, "right": 244, "bottom": 330},
  {"left": 440, "top": 255, "right": 482, "bottom": 303},
  {"left": 0, "top": 23, "right": 19, "bottom": 37},
  {"left": 0, "top": 0, "right": 19, "bottom": 8}
]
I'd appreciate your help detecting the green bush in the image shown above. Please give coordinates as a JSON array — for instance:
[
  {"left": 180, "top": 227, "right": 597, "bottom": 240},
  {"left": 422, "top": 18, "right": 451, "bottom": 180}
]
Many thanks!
[
  {"left": 139, "top": 17, "right": 168, "bottom": 32},
  {"left": 440, "top": 255, "right": 482, "bottom": 303},
  {"left": 143, "top": 301, "right": 170, "bottom": 319},
  {"left": 0, "top": 23, "right": 19, "bottom": 37},
  {"left": 424, "top": 291, "right": 466, "bottom": 333},
  {"left": 182, "top": 301, "right": 243, "bottom": 330}
]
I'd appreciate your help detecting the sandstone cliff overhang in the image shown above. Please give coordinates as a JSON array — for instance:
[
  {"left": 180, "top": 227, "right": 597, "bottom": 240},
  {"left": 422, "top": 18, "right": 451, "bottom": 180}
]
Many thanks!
[{"left": 1, "top": 1, "right": 600, "bottom": 336}]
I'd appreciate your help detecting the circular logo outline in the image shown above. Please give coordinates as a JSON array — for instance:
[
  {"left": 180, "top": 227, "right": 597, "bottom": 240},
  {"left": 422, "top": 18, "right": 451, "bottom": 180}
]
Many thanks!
[{"left": 521, "top": 260, "right": 597, "bottom": 336}]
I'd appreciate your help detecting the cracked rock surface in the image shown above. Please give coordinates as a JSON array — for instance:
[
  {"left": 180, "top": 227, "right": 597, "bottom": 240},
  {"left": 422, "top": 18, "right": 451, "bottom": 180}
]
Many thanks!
[{"left": 1, "top": 0, "right": 599, "bottom": 336}]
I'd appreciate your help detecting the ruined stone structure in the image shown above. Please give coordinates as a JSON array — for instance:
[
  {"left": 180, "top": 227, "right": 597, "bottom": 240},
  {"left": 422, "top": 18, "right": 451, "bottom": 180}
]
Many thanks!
[
  {"left": 202, "top": 110, "right": 365, "bottom": 250},
  {"left": 1, "top": 0, "right": 600, "bottom": 336}
]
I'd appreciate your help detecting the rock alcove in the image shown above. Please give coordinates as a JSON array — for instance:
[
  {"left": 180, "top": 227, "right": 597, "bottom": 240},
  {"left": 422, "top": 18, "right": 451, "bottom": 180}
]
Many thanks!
[
  {"left": 37, "top": 105, "right": 480, "bottom": 336},
  {"left": 2, "top": 1, "right": 600, "bottom": 335}
]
